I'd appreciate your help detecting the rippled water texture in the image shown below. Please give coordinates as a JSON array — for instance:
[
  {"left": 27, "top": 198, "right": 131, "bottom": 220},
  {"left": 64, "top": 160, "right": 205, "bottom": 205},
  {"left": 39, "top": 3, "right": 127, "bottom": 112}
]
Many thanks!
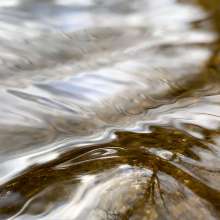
[{"left": 0, "top": 0, "right": 220, "bottom": 219}]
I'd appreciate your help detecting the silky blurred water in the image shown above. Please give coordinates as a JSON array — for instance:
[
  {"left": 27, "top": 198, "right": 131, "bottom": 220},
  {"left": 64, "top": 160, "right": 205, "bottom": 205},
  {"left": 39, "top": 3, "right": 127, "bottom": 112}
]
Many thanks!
[{"left": 0, "top": 0, "right": 220, "bottom": 219}]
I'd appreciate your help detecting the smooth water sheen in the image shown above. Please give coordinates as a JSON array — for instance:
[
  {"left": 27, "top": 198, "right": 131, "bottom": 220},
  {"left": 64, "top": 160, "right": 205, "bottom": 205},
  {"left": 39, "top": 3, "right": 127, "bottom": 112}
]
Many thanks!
[{"left": 0, "top": 0, "right": 220, "bottom": 219}]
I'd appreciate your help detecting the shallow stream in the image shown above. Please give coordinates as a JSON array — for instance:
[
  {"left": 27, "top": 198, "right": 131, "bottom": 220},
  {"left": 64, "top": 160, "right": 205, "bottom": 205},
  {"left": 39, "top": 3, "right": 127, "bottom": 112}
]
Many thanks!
[{"left": 0, "top": 0, "right": 220, "bottom": 219}]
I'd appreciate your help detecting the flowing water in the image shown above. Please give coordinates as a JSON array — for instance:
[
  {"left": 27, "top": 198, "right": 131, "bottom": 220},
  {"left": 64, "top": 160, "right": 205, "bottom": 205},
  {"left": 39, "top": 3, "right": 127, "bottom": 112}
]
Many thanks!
[{"left": 0, "top": 0, "right": 220, "bottom": 219}]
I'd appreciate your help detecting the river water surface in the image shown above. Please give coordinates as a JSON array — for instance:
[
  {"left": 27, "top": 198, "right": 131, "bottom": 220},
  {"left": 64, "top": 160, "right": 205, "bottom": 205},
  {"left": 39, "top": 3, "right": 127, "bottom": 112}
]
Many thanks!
[{"left": 0, "top": 0, "right": 220, "bottom": 219}]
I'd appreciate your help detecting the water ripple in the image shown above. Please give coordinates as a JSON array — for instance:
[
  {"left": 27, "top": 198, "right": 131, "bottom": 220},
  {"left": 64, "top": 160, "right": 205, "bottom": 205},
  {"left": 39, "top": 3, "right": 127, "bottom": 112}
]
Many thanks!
[{"left": 0, "top": 0, "right": 220, "bottom": 219}]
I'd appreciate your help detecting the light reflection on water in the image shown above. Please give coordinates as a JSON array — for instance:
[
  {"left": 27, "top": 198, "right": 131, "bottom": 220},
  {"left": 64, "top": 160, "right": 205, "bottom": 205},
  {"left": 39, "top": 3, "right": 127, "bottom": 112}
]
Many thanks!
[{"left": 0, "top": 0, "right": 220, "bottom": 219}]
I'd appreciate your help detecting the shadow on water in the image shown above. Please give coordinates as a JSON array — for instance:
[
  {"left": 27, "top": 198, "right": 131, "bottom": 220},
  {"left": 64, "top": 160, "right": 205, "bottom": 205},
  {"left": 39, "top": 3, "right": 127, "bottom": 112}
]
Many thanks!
[{"left": 1, "top": 127, "right": 220, "bottom": 219}]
